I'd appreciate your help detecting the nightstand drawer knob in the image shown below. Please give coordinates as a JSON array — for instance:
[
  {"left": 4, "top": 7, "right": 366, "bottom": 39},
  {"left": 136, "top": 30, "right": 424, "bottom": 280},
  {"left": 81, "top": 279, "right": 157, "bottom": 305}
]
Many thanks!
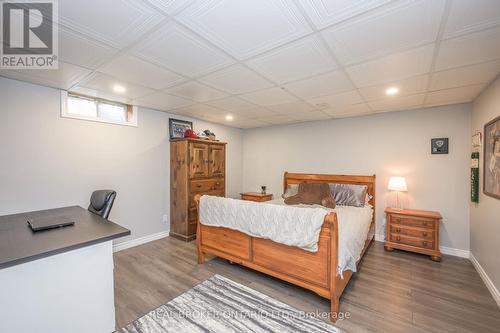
[
  {"left": 423, "top": 241, "right": 428, "bottom": 246},
  {"left": 396, "top": 236, "right": 401, "bottom": 241},
  {"left": 396, "top": 228, "right": 401, "bottom": 233},
  {"left": 423, "top": 231, "right": 428, "bottom": 237}
]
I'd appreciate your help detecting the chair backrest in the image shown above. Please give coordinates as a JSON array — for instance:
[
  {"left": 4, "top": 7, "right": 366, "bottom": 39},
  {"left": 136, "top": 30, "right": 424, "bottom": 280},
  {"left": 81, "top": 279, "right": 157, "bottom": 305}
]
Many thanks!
[{"left": 88, "top": 190, "right": 116, "bottom": 220}]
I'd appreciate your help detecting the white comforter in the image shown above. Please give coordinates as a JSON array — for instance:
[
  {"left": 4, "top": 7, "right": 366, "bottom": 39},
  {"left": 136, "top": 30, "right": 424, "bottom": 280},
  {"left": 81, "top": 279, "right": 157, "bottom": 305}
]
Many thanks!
[
  {"left": 200, "top": 196, "right": 327, "bottom": 252},
  {"left": 199, "top": 196, "right": 373, "bottom": 275}
]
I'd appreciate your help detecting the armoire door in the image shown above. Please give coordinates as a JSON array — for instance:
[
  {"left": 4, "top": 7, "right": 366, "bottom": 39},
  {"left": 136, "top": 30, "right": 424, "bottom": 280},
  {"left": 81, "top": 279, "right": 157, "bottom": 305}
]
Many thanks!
[
  {"left": 189, "top": 143, "right": 209, "bottom": 178},
  {"left": 209, "top": 145, "right": 225, "bottom": 177}
]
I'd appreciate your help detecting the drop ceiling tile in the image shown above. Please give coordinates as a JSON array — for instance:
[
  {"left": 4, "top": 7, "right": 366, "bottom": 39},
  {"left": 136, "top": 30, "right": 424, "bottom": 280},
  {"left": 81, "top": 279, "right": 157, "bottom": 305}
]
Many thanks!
[
  {"left": 358, "top": 75, "right": 429, "bottom": 101},
  {"left": 297, "top": 0, "right": 393, "bottom": 29},
  {"left": 177, "top": 0, "right": 312, "bottom": 59},
  {"left": 322, "top": 103, "right": 371, "bottom": 117},
  {"left": 267, "top": 101, "right": 316, "bottom": 114},
  {"left": 322, "top": 0, "right": 444, "bottom": 66},
  {"left": 0, "top": 62, "right": 91, "bottom": 90},
  {"left": 176, "top": 104, "right": 227, "bottom": 117},
  {"left": 435, "top": 26, "right": 500, "bottom": 71},
  {"left": 133, "top": 91, "right": 195, "bottom": 110},
  {"left": 368, "top": 93, "right": 425, "bottom": 111},
  {"left": 132, "top": 22, "right": 234, "bottom": 77},
  {"left": 70, "top": 86, "right": 132, "bottom": 104},
  {"left": 197, "top": 115, "right": 233, "bottom": 124},
  {"left": 233, "top": 119, "right": 272, "bottom": 128},
  {"left": 290, "top": 111, "right": 330, "bottom": 122},
  {"left": 239, "top": 87, "right": 298, "bottom": 106},
  {"left": 99, "top": 54, "right": 185, "bottom": 90},
  {"left": 308, "top": 90, "right": 364, "bottom": 109},
  {"left": 59, "top": 27, "right": 118, "bottom": 69},
  {"left": 205, "top": 96, "right": 258, "bottom": 111},
  {"left": 165, "top": 81, "right": 228, "bottom": 102},
  {"left": 78, "top": 73, "right": 156, "bottom": 100},
  {"left": 430, "top": 60, "right": 500, "bottom": 91},
  {"left": 346, "top": 44, "right": 434, "bottom": 87},
  {"left": 246, "top": 35, "right": 338, "bottom": 83},
  {"left": 145, "top": 0, "right": 194, "bottom": 15},
  {"left": 59, "top": 0, "right": 163, "bottom": 48},
  {"left": 199, "top": 65, "right": 273, "bottom": 94},
  {"left": 444, "top": 0, "right": 500, "bottom": 38},
  {"left": 258, "top": 114, "right": 300, "bottom": 125},
  {"left": 282, "top": 70, "right": 354, "bottom": 99},
  {"left": 425, "top": 84, "right": 486, "bottom": 106},
  {"left": 233, "top": 107, "right": 278, "bottom": 118}
]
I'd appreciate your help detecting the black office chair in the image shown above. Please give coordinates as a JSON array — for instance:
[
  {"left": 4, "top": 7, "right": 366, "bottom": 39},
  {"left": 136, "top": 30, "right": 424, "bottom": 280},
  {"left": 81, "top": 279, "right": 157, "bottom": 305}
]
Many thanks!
[{"left": 88, "top": 190, "right": 116, "bottom": 220}]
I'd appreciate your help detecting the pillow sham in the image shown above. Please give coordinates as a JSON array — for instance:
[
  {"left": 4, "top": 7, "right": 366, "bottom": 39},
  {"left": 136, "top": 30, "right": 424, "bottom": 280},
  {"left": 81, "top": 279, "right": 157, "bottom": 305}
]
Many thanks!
[
  {"left": 329, "top": 183, "right": 368, "bottom": 207},
  {"left": 282, "top": 184, "right": 299, "bottom": 199}
]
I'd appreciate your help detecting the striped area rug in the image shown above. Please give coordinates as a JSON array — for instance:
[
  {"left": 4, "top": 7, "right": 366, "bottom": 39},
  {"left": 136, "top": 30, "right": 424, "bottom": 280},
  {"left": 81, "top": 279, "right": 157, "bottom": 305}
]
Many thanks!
[{"left": 116, "top": 274, "right": 341, "bottom": 333}]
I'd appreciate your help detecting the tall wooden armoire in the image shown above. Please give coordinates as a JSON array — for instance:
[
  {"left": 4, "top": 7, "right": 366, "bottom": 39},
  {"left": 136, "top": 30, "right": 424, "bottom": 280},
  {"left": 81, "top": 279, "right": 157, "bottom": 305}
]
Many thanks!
[{"left": 170, "top": 138, "right": 226, "bottom": 241}]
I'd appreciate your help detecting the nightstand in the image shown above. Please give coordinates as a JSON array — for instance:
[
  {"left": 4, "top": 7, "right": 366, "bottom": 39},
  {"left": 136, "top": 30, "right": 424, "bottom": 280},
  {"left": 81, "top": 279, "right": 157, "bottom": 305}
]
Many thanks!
[
  {"left": 240, "top": 192, "right": 273, "bottom": 202},
  {"left": 384, "top": 208, "right": 442, "bottom": 262}
]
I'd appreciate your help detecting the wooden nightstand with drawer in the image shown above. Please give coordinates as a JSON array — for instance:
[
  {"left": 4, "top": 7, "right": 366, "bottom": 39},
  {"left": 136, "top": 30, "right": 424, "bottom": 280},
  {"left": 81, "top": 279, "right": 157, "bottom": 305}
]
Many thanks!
[
  {"left": 384, "top": 208, "right": 442, "bottom": 261},
  {"left": 240, "top": 192, "right": 273, "bottom": 202}
]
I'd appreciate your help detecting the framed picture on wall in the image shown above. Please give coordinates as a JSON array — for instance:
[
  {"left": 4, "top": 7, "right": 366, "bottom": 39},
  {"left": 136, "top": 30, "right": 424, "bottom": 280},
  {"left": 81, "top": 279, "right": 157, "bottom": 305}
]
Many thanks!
[
  {"left": 431, "top": 138, "right": 449, "bottom": 154},
  {"left": 169, "top": 118, "right": 192, "bottom": 139},
  {"left": 484, "top": 115, "right": 500, "bottom": 199}
]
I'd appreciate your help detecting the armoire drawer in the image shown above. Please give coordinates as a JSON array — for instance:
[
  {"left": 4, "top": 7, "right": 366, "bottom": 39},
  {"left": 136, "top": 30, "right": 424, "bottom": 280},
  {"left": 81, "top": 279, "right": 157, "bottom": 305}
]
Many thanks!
[
  {"left": 189, "top": 207, "right": 197, "bottom": 222},
  {"left": 190, "top": 179, "right": 224, "bottom": 193},
  {"left": 189, "top": 190, "right": 224, "bottom": 208}
]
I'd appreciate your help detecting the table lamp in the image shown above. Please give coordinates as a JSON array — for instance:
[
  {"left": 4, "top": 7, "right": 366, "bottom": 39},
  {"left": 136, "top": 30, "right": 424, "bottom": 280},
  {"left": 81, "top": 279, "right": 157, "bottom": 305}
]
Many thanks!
[{"left": 388, "top": 176, "right": 407, "bottom": 209}]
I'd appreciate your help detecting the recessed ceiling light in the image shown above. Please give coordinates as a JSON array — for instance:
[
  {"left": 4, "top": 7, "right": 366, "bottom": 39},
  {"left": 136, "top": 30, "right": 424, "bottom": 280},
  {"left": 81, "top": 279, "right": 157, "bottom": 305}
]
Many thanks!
[
  {"left": 113, "top": 84, "right": 126, "bottom": 93},
  {"left": 385, "top": 87, "right": 399, "bottom": 96},
  {"left": 225, "top": 115, "right": 234, "bottom": 121}
]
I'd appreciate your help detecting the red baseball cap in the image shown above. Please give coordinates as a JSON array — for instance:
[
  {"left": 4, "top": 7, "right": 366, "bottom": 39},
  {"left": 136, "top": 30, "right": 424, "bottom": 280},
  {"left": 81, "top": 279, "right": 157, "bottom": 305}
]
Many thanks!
[{"left": 184, "top": 129, "right": 198, "bottom": 138}]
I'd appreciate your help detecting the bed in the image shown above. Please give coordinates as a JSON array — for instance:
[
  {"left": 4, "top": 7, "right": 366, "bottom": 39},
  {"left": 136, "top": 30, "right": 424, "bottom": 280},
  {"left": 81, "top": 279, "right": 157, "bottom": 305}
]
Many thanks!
[{"left": 194, "top": 172, "right": 376, "bottom": 322}]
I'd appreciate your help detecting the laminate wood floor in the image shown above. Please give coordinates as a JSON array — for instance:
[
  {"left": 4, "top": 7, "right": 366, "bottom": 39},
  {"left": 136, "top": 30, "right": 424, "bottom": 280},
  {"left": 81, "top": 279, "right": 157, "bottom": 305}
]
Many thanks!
[{"left": 114, "top": 237, "right": 500, "bottom": 332}]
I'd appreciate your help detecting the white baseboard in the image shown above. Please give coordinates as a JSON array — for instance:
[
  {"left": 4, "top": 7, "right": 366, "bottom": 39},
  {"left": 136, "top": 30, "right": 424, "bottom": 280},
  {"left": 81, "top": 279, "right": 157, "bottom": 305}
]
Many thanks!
[
  {"left": 375, "top": 234, "right": 470, "bottom": 259},
  {"left": 113, "top": 230, "right": 169, "bottom": 252},
  {"left": 470, "top": 254, "right": 500, "bottom": 309},
  {"left": 440, "top": 246, "right": 470, "bottom": 258}
]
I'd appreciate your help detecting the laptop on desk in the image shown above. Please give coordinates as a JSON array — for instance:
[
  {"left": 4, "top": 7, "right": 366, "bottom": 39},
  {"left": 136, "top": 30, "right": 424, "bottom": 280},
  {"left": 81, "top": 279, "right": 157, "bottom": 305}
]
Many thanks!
[{"left": 27, "top": 216, "right": 75, "bottom": 232}]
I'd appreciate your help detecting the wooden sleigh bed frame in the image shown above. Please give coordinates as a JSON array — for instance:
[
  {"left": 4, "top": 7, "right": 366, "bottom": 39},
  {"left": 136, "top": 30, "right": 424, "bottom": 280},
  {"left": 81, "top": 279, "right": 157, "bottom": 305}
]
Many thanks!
[{"left": 194, "top": 172, "right": 376, "bottom": 322}]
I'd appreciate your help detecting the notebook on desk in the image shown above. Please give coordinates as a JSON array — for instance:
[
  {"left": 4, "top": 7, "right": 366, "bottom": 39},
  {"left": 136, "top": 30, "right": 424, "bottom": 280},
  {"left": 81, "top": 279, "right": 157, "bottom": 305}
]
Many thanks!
[{"left": 27, "top": 216, "right": 75, "bottom": 232}]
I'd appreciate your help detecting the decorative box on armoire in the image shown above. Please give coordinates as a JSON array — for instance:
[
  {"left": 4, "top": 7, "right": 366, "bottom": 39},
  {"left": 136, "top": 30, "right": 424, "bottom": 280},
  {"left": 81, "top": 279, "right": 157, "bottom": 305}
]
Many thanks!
[{"left": 170, "top": 138, "right": 226, "bottom": 241}]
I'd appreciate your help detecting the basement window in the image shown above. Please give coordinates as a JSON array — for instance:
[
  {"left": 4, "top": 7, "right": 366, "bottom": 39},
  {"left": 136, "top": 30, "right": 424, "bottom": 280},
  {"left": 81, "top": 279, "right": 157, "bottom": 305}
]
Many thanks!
[{"left": 61, "top": 91, "right": 138, "bottom": 126}]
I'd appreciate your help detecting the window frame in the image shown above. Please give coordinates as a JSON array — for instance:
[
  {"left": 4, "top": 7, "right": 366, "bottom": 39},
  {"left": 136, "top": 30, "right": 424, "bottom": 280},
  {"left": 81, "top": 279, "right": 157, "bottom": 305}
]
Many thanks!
[{"left": 60, "top": 91, "right": 138, "bottom": 127}]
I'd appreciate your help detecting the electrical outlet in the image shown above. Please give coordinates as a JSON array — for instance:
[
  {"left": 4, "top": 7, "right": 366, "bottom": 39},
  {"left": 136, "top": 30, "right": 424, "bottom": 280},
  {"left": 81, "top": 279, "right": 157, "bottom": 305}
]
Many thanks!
[{"left": 162, "top": 214, "right": 168, "bottom": 224}]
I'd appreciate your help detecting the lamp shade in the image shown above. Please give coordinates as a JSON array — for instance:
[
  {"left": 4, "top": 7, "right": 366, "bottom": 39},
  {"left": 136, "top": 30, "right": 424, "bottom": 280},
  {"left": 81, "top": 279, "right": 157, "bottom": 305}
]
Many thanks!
[{"left": 388, "top": 177, "right": 407, "bottom": 192}]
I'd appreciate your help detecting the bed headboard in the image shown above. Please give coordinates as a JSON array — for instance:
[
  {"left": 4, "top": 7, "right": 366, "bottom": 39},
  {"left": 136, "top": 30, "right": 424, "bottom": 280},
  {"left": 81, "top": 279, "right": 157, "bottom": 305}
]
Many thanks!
[{"left": 283, "top": 171, "right": 376, "bottom": 210}]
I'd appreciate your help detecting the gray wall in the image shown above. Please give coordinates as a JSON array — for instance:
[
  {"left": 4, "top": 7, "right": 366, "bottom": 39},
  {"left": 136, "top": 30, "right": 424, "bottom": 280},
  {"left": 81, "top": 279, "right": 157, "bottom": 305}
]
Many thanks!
[
  {"left": 242, "top": 104, "right": 471, "bottom": 251},
  {"left": 471, "top": 76, "right": 500, "bottom": 291},
  {"left": 0, "top": 77, "right": 243, "bottom": 244}
]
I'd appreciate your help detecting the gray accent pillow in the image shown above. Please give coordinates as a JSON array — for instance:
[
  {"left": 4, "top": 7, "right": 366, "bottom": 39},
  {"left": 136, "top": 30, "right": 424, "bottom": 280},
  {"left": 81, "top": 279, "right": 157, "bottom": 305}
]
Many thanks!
[
  {"left": 282, "top": 184, "right": 299, "bottom": 199},
  {"left": 329, "top": 183, "right": 368, "bottom": 207}
]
